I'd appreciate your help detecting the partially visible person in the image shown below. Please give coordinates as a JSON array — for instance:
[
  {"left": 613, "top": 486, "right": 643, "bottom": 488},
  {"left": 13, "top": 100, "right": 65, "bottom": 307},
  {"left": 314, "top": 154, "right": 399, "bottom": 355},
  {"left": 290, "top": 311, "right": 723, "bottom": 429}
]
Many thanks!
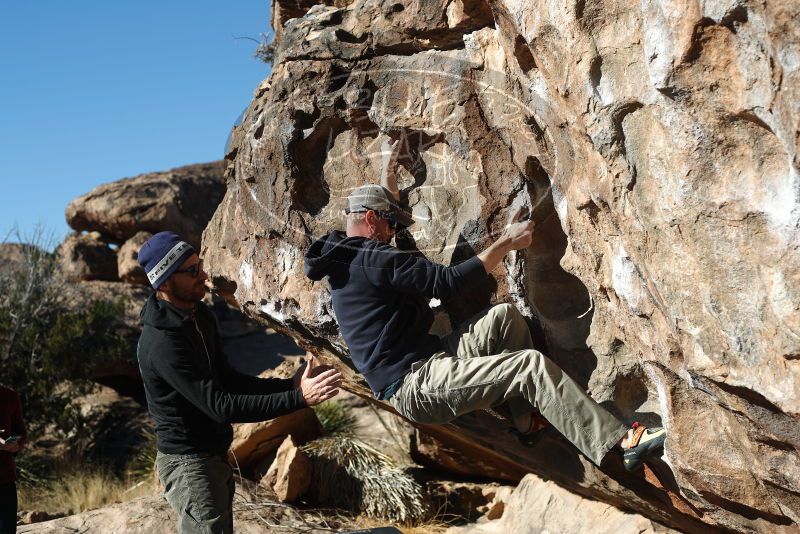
[
  {"left": 137, "top": 232, "right": 342, "bottom": 534},
  {"left": 0, "top": 385, "right": 27, "bottom": 534}
]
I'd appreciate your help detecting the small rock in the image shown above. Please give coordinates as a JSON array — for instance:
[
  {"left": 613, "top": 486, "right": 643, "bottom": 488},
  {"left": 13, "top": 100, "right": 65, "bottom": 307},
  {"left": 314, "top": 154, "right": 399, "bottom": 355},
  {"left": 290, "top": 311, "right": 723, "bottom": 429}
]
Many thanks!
[
  {"left": 264, "top": 435, "right": 312, "bottom": 503},
  {"left": 480, "top": 485, "right": 513, "bottom": 520},
  {"left": 228, "top": 408, "right": 322, "bottom": 477},
  {"left": 17, "top": 510, "right": 64, "bottom": 525},
  {"left": 483, "top": 500, "right": 504, "bottom": 520}
]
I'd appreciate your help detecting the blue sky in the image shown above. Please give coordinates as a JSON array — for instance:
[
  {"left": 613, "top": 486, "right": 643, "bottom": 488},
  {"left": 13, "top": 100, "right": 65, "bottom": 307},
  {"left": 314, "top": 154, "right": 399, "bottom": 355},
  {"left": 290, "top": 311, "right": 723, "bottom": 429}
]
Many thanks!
[{"left": 0, "top": 1, "right": 271, "bottom": 243}]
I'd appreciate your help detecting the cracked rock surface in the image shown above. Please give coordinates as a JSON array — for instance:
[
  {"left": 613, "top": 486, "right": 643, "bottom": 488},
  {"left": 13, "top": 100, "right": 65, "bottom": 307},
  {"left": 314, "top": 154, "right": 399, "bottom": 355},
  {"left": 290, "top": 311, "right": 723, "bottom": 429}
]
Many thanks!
[{"left": 203, "top": 0, "right": 800, "bottom": 531}]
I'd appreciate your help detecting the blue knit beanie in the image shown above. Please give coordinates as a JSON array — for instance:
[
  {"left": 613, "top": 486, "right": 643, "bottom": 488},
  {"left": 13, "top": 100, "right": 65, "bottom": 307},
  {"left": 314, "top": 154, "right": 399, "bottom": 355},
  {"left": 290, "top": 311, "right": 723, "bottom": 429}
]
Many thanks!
[{"left": 137, "top": 231, "right": 196, "bottom": 289}]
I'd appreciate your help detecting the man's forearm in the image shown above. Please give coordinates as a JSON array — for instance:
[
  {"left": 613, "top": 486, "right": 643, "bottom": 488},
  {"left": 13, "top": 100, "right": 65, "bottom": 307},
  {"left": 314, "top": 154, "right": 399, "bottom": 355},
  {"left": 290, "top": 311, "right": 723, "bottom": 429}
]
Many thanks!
[{"left": 478, "top": 234, "right": 513, "bottom": 273}]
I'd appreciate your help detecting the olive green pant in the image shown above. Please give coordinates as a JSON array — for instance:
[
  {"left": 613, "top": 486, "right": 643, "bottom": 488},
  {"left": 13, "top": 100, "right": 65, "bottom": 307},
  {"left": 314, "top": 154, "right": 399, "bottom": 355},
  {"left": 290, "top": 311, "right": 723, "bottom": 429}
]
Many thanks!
[
  {"left": 388, "top": 303, "right": 628, "bottom": 465},
  {"left": 156, "top": 451, "right": 234, "bottom": 534}
]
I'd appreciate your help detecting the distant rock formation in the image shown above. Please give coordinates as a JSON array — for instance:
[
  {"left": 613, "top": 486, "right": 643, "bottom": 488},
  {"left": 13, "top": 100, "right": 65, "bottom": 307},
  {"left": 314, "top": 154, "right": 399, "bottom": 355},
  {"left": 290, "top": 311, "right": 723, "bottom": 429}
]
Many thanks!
[
  {"left": 65, "top": 161, "right": 227, "bottom": 249},
  {"left": 0, "top": 243, "right": 34, "bottom": 277},
  {"left": 57, "top": 232, "right": 119, "bottom": 282},
  {"left": 116, "top": 231, "right": 152, "bottom": 285},
  {"left": 201, "top": 0, "right": 800, "bottom": 532}
]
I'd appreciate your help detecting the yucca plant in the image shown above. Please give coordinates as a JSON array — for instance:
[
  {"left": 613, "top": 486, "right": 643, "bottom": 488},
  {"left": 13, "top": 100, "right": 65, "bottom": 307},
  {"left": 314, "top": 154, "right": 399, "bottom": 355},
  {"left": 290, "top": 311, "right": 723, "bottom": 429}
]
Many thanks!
[
  {"left": 312, "top": 400, "right": 358, "bottom": 435},
  {"left": 302, "top": 436, "right": 427, "bottom": 524}
]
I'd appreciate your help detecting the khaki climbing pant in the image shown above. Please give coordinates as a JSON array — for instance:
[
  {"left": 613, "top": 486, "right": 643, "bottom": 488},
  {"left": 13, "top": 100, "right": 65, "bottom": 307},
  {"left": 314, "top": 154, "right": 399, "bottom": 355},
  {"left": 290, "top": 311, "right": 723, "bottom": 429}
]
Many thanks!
[
  {"left": 388, "top": 303, "right": 628, "bottom": 466},
  {"left": 156, "top": 451, "right": 234, "bottom": 534}
]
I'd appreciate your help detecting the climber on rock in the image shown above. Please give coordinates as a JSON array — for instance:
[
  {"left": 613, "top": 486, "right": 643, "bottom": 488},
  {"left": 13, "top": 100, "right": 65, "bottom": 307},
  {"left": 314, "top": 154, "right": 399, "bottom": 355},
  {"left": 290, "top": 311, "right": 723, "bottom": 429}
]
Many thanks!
[
  {"left": 303, "top": 173, "right": 666, "bottom": 471},
  {"left": 137, "top": 231, "right": 342, "bottom": 534}
]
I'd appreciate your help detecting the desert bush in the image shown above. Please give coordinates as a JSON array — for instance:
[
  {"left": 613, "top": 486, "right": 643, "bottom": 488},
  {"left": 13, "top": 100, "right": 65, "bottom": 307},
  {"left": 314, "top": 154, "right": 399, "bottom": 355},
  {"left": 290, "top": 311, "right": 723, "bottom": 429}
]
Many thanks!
[
  {"left": 0, "top": 230, "right": 128, "bottom": 436},
  {"left": 254, "top": 32, "right": 275, "bottom": 64},
  {"left": 302, "top": 436, "right": 428, "bottom": 524}
]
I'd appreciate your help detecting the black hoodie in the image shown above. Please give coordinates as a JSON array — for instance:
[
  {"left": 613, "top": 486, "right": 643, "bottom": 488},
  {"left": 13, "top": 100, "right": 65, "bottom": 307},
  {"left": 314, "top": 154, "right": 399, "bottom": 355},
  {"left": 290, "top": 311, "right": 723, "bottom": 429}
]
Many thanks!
[
  {"left": 304, "top": 231, "right": 487, "bottom": 395},
  {"left": 137, "top": 294, "right": 306, "bottom": 456}
]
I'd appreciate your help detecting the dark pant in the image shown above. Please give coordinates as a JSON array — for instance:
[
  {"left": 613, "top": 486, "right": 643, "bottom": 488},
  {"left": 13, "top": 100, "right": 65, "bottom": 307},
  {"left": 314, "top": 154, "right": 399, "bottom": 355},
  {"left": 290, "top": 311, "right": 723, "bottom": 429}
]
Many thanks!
[
  {"left": 0, "top": 482, "right": 17, "bottom": 534},
  {"left": 155, "top": 452, "right": 234, "bottom": 534}
]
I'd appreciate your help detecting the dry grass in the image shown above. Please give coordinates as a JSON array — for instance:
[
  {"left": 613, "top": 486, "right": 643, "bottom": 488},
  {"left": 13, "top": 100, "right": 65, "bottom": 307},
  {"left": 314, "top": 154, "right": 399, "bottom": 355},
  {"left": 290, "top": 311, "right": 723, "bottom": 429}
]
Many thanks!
[
  {"left": 18, "top": 463, "right": 154, "bottom": 516},
  {"left": 349, "top": 514, "right": 453, "bottom": 533}
]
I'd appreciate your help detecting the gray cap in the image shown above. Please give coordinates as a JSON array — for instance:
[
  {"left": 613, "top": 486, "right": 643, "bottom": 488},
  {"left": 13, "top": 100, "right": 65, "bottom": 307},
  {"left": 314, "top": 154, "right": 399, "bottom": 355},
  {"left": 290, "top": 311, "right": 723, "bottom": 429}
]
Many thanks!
[{"left": 345, "top": 184, "right": 415, "bottom": 228}]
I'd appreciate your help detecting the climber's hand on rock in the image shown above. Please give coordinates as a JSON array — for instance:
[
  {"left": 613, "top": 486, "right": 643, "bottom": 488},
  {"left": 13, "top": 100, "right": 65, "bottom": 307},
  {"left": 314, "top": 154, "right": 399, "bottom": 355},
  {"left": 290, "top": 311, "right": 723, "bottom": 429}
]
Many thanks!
[
  {"left": 505, "top": 207, "right": 534, "bottom": 250},
  {"left": 293, "top": 357, "right": 337, "bottom": 389},
  {"left": 299, "top": 356, "right": 342, "bottom": 406}
]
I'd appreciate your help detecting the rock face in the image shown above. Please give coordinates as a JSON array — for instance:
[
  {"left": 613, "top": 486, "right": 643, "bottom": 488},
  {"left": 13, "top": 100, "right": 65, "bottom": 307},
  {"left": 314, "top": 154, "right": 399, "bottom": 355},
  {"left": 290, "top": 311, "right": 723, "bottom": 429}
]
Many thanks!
[
  {"left": 66, "top": 161, "right": 227, "bottom": 248},
  {"left": 202, "top": 0, "right": 800, "bottom": 532},
  {"left": 412, "top": 429, "right": 519, "bottom": 482},
  {"left": 57, "top": 232, "right": 119, "bottom": 282}
]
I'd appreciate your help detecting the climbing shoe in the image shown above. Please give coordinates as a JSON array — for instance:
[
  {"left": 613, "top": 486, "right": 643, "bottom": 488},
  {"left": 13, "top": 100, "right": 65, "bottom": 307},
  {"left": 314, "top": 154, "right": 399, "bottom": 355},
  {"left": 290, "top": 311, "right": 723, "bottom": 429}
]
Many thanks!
[
  {"left": 510, "top": 411, "right": 553, "bottom": 447},
  {"left": 622, "top": 423, "right": 666, "bottom": 471}
]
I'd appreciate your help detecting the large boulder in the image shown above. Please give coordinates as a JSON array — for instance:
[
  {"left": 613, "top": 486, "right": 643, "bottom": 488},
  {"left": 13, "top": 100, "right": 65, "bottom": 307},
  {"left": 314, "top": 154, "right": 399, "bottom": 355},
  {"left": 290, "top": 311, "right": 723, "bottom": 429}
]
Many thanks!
[
  {"left": 17, "top": 496, "right": 174, "bottom": 534},
  {"left": 57, "top": 232, "right": 119, "bottom": 282},
  {"left": 65, "top": 161, "right": 227, "bottom": 248},
  {"left": 449, "top": 473, "right": 676, "bottom": 534},
  {"left": 202, "top": 0, "right": 800, "bottom": 532}
]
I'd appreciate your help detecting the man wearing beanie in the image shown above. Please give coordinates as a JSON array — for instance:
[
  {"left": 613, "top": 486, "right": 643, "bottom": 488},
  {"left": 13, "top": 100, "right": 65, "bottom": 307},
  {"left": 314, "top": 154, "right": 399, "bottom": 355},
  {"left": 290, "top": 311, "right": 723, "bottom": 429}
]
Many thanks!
[{"left": 137, "top": 231, "right": 342, "bottom": 534}]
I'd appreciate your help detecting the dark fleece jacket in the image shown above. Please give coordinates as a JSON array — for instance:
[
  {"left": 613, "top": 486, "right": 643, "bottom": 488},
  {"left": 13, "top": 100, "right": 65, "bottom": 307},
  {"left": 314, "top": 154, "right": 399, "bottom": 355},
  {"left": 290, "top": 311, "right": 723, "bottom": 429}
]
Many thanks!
[
  {"left": 304, "top": 231, "right": 487, "bottom": 395},
  {"left": 137, "top": 294, "right": 306, "bottom": 456}
]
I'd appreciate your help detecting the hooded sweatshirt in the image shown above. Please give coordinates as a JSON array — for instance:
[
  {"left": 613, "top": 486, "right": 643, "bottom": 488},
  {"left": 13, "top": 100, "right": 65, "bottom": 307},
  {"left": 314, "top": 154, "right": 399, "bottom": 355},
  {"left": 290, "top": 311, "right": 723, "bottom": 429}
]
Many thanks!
[
  {"left": 304, "top": 231, "right": 487, "bottom": 395},
  {"left": 137, "top": 294, "right": 306, "bottom": 456}
]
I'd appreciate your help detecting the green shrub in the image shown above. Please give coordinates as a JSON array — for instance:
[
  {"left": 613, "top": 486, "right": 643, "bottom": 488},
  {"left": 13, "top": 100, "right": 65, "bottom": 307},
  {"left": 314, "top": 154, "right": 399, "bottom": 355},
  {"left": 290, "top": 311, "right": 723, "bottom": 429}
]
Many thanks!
[
  {"left": 313, "top": 400, "right": 358, "bottom": 435},
  {"left": 0, "top": 233, "right": 129, "bottom": 436}
]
